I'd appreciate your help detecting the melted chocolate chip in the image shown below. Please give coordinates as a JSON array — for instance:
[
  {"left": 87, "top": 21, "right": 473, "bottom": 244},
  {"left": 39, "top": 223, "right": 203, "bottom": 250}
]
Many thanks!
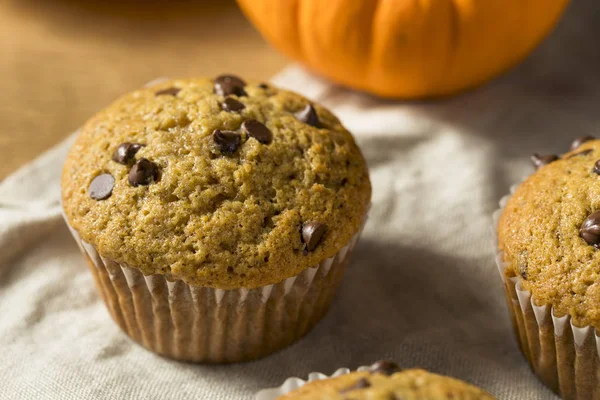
[
  {"left": 128, "top": 158, "right": 159, "bottom": 186},
  {"left": 571, "top": 136, "right": 595, "bottom": 151},
  {"left": 339, "top": 378, "right": 371, "bottom": 393},
  {"left": 112, "top": 142, "right": 145, "bottom": 164},
  {"left": 295, "top": 104, "right": 320, "bottom": 127},
  {"left": 89, "top": 173, "right": 115, "bottom": 200},
  {"left": 368, "top": 360, "right": 401, "bottom": 376},
  {"left": 258, "top": 83, "right": 269, "bottom": 89},
  {"left": 242, "top": 120, "right": 272, "bottom": 145},
  {"left": 301, "top": 222, "right": 327, "bottom": 253},
  {"left": 214, "top": 74, "right": 247, "bottom": 97},
  {"left": 155, "top": 87, "right": 181, "bottom": 96},
  {"left": 531, "top": 153, "right": 559, "bottom": 169},
  {"left": 594, "top": 160, "right": 600, "bottom": 175},
  {"left": 213, "top": 130, "right": 241, "bottom": 154},
  {"left": 222, "top": 97, "right": 245, "bottom": 112},
  {"left": 580, "top": 211, "right": 600, "bottom": 248},
  {"left": 568, "top": 149, "right": 593, "bottom": 158}
]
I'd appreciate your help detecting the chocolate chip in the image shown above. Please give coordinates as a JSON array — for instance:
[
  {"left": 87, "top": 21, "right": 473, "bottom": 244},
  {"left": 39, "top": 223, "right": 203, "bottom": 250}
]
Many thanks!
[
  {"left": 368, "top": 360, "right": 401, "bottom": 376},
  {"left": 222, "top": 97, "right": 245, "bottom": 112},
  {"left": 214, "top": 74, "right": 247, "bottom": 97},
  {"left": 531, "top": 153, "right": 559, "bottom": 169},
  {"left": 242, "top": 120, "right": 272, "bottom": 145},
  {"left": 339, "top": 378, "right": 371, "bottom": 393},
  {"left": 128, "top": 158, "right": 159, "bottom": 186},
  {"left": 295, "top": 104, "right": 320, "bottom": 127},
  {"left": 568, "top": 149, "right": 593, "bottom": 158},
  {"left": 580, "top": 211, "right": 600, "bottom": 248},
  {"left": 89, "top": 173, "right": 115, "bottom": 200},
  {"left": 301, "top": 222, "right": 327, "bottom": 253},
  {"left": 258, "top": 83, "right": 269, "bottom": 89},
  {"left": 521, "top": 270, "right": 528, "bottom": 280},
  {"left": 155, "top": 87, "right": 181, "bottom": 96},
  {"left": 571, "top": 136, "right": 595, "bottom": 151},
  {"left": 112, "top": 142, "right": 145, "bottom": 164},
  {"left": 594, "top": 160, "right": 600, "bottom": 175},
  {"left": 213, "top": 130, "right": 241, "bottom": 154}
]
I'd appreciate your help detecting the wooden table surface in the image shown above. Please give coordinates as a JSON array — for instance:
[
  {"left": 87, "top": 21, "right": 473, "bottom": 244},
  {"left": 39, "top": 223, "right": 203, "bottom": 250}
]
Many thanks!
[{"left": 0, "top": 0, "right": 287, "bottom": 179}]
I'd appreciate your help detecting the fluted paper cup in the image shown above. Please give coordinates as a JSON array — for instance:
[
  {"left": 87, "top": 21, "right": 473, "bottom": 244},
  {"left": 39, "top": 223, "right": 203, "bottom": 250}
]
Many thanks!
[
  {"left": 493, "top": 185, "right": 600, "bottom": 399},
  {"left": 64, "top": 213, "right": 367, "bottom": 364},
  {"left": 255, "top": 365, "right": 371, "bottom": 400}
]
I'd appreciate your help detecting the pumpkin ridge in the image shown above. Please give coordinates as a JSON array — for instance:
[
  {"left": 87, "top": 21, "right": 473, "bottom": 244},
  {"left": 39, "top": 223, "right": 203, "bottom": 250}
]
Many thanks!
[
  {"left": 292, "top": 0, "right": 305, "bottom": 62},
  {"left": 363, "top": 0, "right": 383, "bottom": 80},
  {"left": 440, "top": 0, "right": 461, "bottom": 92},
  {"left": 297, "top": 0, "right": 317, "bottom": 73}
]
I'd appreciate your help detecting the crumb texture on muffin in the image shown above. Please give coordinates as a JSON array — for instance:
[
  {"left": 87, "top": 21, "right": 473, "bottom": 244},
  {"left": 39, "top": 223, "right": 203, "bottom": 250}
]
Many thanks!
[
  {"left": 62, "top": 78, "right": 371, "bottom": 289},
  {"left": 279, "top": 368, "right": 495, "bottom": 399},
  {"left": 498, "top": 140, "right": 600, "bottom": 329}
]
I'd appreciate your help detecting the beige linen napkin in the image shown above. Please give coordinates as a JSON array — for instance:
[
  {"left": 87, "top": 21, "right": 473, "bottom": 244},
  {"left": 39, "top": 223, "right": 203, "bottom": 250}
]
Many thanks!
[{"left": 1, "top": 2, "right": 599, "bottom": 398}]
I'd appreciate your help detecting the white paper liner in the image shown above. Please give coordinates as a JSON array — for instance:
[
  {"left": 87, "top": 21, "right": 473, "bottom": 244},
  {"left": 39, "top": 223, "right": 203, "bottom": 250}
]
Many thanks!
[
  {"left": 255, "top": 365, "right": 371, "bottom": 400},
  {"left": 64, "top": 211, "right": 367, "bottom": 363},
  {"left": 493, "top": 184, "right": 600, "bottom": 399}
]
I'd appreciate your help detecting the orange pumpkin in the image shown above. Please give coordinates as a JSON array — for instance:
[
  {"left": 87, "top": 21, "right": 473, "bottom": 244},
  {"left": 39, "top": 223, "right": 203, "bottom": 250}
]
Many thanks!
[{"left": 237, "top": 0, "right": 570, "bottom": 98}]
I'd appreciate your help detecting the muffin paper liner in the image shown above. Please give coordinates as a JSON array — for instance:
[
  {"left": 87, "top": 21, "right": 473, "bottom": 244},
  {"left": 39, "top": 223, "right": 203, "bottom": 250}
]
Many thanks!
[
  {"left": 64, "top": 213, "right": 367, "bottom": 364},
  {"left": 493, "top": 184, "right": 600, "bottom": 399},
  {"left": 255, "top": 365, "right": 371, "bottom": 400}
]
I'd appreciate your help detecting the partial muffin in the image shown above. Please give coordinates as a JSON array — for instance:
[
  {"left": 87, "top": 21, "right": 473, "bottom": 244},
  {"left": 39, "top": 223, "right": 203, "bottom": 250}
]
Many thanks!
[
  {"left": 496, "top": 136, "right": 600, "bottom": 398},
  {"left": 61, "top": 75, "right": 371, "bottom": 363},
  {"left": 278, "top": 361, "right": 495, "bottom": 399}
]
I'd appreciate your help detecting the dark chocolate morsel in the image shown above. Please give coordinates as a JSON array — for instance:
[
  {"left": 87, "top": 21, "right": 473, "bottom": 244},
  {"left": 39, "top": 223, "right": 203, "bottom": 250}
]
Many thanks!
[
  {"left": 242, "top": 119, "right": 273, "bottom": 145},
  {"left": 112, "top": 142, "right": 145, "bottom": 164},
  {"left": 214, "top": 74, "right": 247, "bottom": 97},
  {"left": 89, "top": 173, "right": 115, "bottom": 200},
  {"left": 301, "top": 222, "right": 327, "bottom": 252},
  {"left": 571, "top": 136, "right": 595, "bottom": 151},
  {"left": 580, "top": 211, "right": 600, "bottom": 248},
  {"left": 295, "top": 104, "right": 320, "bottom": 128},
  {"left": 568, "top": 149, "right": 593, "bottom": 158},
  {"left": 594, "top": 160, "right": 600, "bottom": 175},
  {"left": 339, "top": 378, "right": 371, "bottom": 393},
  {"left": 222, "top": 97, "right": 245, "bottom": 112},
  {"left": 531, "top": 153, "right": 559, "bottom": 169},
  {"left": 155, "top": 87, "right": 181, "bottom": 96},
  {"left": 258, "top": 83, "right": 269, "bottom": 89},
  {"left": 368, "top": 360, "right": 402, "bottom": 376},
  {"left": 213, "top": 130, "right": 241, "bottom": 154},
  {"left": 128, "top": 158, "right": 159, "bottom": 186}
]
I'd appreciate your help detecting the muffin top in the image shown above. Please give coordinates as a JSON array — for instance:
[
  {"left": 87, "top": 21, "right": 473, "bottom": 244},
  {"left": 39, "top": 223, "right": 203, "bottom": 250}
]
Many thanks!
[
  {"left": 279, "top": 361, "right": 494, "bottom": 400},
  {"left": 61, "top": 76, "right": 371, "bottom": 289},
  {"left": 498, "top": 136, "right": 600, "bottom": 328}
]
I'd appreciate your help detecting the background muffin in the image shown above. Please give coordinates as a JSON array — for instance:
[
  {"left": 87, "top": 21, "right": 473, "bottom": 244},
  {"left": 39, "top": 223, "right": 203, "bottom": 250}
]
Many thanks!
[
  {"left": 61, "top": 76, "right": 371, "bottom": 363},
  {"left": 496, "top": 136, "right": 600, "bottom": 398},
  {"left": 276, "top": 361, "right": 495, "bottom": 400}
]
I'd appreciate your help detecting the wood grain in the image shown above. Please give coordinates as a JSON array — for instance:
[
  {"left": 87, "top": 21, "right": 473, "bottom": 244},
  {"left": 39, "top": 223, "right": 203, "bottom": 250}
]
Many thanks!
[{"left": 0, "top": 0, "right": 287, "bottom": 179}]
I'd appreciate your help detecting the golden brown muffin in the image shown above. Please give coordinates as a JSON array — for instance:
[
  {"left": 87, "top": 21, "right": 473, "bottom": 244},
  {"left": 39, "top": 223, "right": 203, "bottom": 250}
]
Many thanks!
[
  {"left": 497, "top": 136, "right": 600, "bottom": 329},
  {"left": 62, "top": 77, "right": 371, "bottom": 290},
  {"left": 279, "top": 361, "right": 495, "bottom": 400}
]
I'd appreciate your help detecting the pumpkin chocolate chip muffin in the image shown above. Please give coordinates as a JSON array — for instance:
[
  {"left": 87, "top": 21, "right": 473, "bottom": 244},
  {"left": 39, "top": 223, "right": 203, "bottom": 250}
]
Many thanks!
[
  {"left": 62, "top": 76, "right": 371, "bottom": 363},
  {"left": 496, "top": 136, "right": 600, "bottom": 398},
  {"left": 278, "top": 361, "right": 495, "bottom": 400}
]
